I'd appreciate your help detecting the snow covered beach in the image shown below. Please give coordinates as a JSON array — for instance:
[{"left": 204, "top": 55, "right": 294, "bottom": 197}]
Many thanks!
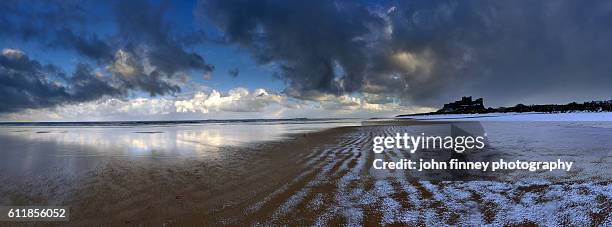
[{"left": 398, "top": 111, "right": 612, "bottom": 121}]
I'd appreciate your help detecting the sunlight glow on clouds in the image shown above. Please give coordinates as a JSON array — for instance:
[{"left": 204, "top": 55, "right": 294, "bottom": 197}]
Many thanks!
[
  {"left": 175, "top": 88, "right": 285, "bottom": 113},
  {"left": 390, "top": 50, "right": 434, "bottom": 80},
  {"left": 2, "top": 48, "right": 25, "bottom": 59},
  {"left": 108, "top": 49, "right": 138, "bottom": 77},
  {"left": 1, "top": 88, "right": 434, "bottom": 121}
]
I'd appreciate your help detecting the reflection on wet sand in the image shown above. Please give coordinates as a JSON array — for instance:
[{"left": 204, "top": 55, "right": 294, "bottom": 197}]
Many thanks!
[
  {"left": 0, "top": 120, "right": 360, "bottom": 196},
  {"left": 0, "top": 120, "right": 360, "bottom": 158}
]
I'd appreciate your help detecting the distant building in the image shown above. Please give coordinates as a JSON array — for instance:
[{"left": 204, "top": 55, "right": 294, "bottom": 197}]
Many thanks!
[
  {"left": 398, "top": 96, "right": 612, "bottom": 117},
  {"left": 437, "top": 96, "right": 485, "bottom": 113}
]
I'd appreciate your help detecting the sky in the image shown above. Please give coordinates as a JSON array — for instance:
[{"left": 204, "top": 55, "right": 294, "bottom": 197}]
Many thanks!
[{"left": 1, "top": 0, "right": 612, "bottom": 121}]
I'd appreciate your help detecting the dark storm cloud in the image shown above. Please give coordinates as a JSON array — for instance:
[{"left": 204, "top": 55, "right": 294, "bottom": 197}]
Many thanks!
[
  {"left": 51, "top": 28, "right": 114, "bottom": 63},
  {"left": 0, "top": 0, "right": 112, "bottom": 62},
  {"left": 69, "top": 63, "right": 125, "bottom": 102},
  {"left": 114, "top": 0, "right": 214, "bottom": 78},
  {"left": 199, "top": 0, "right": 379, "bottom": 100},
  {"left": 199, "top": 0, "right": 612, "bottom": 107},
  {"left": 0, "top": 49, "right": 122, "bottom": 113},
  {"left": 0, "top": 0, "right": 216, "bottom": 103},
  {"left": 0, "top": 0, "right": 86, "bottom": 41}
]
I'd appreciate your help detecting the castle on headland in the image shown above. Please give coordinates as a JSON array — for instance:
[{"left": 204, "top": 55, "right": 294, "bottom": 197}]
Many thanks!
[
  {"left": 437, "top": 96, "right": 485, "bottom": 113},
  {"left": 399, "top": 96, "right": 612, "bottom": 116}
]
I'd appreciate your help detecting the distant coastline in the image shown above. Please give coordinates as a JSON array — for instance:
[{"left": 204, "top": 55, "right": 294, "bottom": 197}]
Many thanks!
[
  {"left": 399, "top": 96, "right": 612, "bottom": 117},
  {"left": 0, "top": 118, "right": 353, "bottom": 126}
]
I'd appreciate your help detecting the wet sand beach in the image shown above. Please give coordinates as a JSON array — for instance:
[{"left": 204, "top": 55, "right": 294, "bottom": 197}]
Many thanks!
[{"left": 0, "top": 120, "right": 611, "bottom": 226}]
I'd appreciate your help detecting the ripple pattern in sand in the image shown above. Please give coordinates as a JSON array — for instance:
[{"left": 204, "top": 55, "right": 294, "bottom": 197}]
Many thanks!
[{"left": 240, "top": 126, "right": 612, "bottom": 226}]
